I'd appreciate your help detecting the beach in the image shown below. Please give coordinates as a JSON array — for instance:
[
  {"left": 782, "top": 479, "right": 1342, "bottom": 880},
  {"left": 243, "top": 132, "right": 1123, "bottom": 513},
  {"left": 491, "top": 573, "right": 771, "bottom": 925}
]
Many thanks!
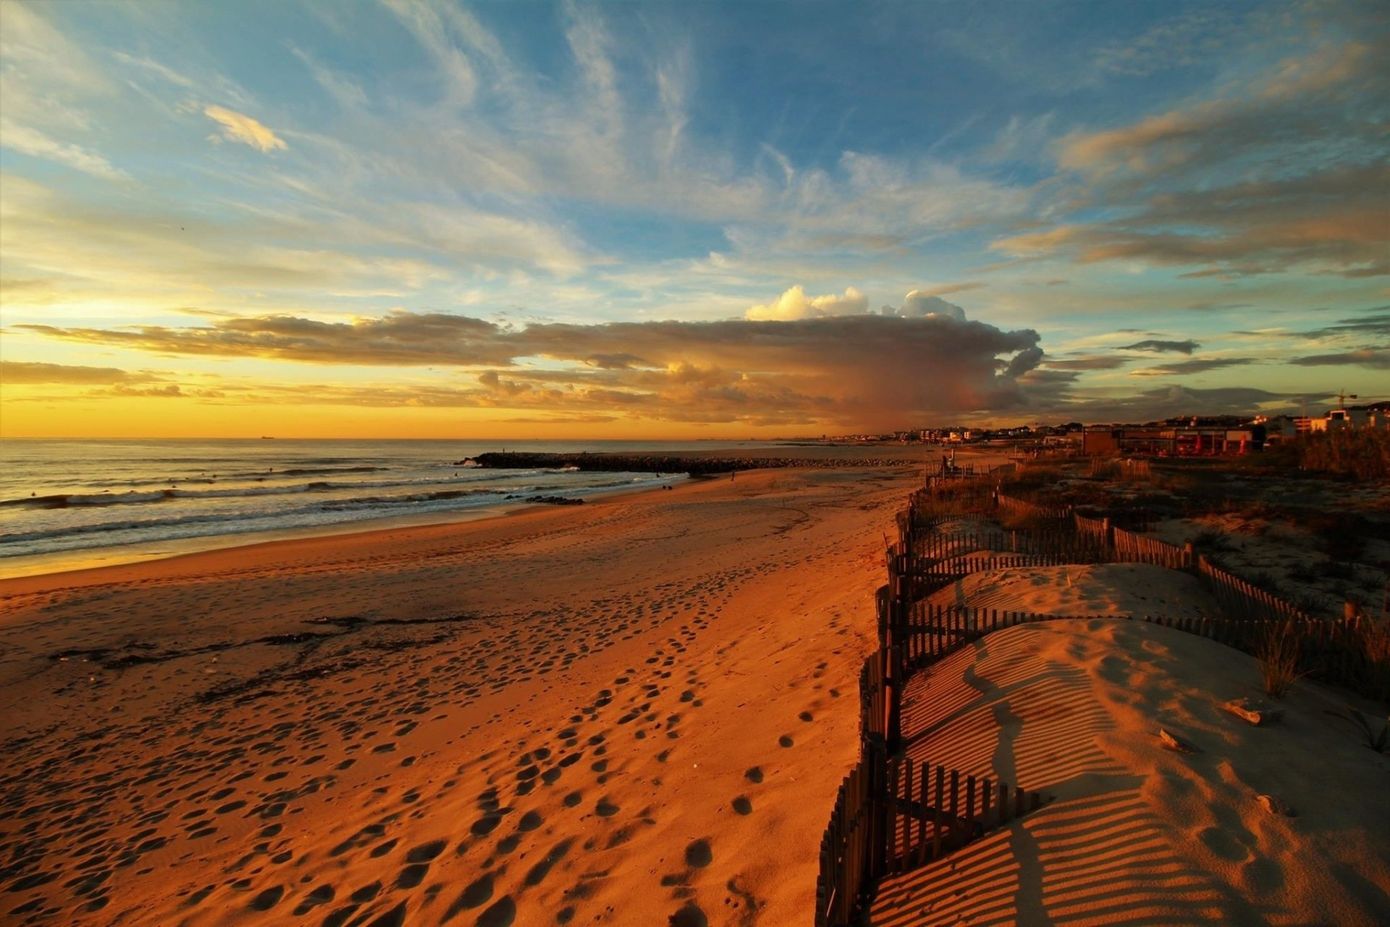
[{"left": 0, "top": 462, "right": 922, "bottom": 926}]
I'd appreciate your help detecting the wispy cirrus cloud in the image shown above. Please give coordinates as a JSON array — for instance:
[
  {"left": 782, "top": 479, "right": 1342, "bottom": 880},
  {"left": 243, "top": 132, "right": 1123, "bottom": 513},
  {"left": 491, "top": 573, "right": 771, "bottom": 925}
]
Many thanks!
[
  {"left": 996, "top": 16, "right": 1390, "bottom": 280},
  {"left": 0, "top": 121, "right": 127, "bottom": 180}
]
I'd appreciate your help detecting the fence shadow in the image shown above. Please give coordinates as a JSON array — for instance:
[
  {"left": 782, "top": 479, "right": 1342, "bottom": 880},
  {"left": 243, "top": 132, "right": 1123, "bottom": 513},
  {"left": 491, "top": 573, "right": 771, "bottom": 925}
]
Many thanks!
[{"left": 817, "top": 470, "right": 1389, "bottom": 927}]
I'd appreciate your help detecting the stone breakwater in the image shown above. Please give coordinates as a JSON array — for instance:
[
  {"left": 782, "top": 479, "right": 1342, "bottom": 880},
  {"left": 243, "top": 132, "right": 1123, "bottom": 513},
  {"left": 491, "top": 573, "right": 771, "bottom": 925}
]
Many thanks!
[{"left": 472, "top": 452, "right": 915, "bottom": 475}]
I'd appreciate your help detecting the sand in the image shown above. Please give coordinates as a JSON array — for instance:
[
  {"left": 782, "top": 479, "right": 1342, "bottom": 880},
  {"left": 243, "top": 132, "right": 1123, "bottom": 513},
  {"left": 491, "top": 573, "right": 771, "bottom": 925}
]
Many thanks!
[
  {"left": 878, "top": 569, "right": 1390, "bottom": 925},
  {"left": 0, "top": 466, "right": 917, "bottom": 926}
]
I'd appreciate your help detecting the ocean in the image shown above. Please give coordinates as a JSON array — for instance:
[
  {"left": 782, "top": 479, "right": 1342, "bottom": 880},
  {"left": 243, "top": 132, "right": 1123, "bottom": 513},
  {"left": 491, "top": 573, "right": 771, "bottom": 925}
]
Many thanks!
[{"left": 0, "top": 438, "right": 772, "bottom": 577}]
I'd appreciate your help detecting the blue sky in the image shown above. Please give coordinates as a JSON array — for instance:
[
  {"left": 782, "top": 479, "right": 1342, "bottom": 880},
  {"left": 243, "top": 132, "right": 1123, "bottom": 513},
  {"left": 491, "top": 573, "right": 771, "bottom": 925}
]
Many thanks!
[{"left": 1, "top": 0, "right": 1386, "bottom": 437}]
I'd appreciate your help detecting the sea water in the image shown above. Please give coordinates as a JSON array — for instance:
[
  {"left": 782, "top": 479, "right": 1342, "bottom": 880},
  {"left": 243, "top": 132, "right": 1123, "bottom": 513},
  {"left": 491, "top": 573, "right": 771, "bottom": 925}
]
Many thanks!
[{"left": 0, "top": 438, "right": 769, "bottom": 576}]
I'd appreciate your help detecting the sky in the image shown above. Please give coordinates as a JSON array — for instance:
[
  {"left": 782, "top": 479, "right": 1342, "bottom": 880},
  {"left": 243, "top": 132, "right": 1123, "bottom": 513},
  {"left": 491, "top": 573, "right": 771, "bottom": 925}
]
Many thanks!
[{"left": 0, "top": 0, "right": 1386, "bottom": 439}]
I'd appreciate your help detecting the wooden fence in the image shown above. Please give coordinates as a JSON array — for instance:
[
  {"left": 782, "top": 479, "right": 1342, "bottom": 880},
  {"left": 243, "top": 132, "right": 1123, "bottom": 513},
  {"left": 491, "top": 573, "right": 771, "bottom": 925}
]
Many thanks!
[
  {"left": 1113, "top": 525, "right": 1191, "bottom": 569},
  {"left": 995, "top": 492, "right": 1071, "bottom": 523},
  {"left": 817, "top": 474, "right": 1390, "bottom": 927},
  {"left": 1196, "top": 555, "right": 1310, "bottom": 624},
  {"left": 886, "top": 751, "right": 1045, "bottom": 873},
  {"left": 817, "top": 751, "right": 878, "bottom": 927},
  {"left": 817, "top": 728, "right": 1047, "bottom": 926}
]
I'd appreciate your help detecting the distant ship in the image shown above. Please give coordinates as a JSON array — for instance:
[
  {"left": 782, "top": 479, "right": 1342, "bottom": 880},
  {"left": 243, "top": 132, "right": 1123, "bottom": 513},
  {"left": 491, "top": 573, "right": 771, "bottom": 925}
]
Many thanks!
[{"left": 260, "top": 436, "right": 275, "bottom": 439}]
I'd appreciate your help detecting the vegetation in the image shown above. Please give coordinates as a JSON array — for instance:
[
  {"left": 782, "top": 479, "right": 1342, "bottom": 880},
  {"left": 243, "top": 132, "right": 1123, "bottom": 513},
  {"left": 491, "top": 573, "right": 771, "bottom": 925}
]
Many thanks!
[
  {"left": 1262, "top": 430, "right": 1390, "bottom": 481},
  {"left": 1255, "top": 620, "right": 1304, "bottom": 699}
]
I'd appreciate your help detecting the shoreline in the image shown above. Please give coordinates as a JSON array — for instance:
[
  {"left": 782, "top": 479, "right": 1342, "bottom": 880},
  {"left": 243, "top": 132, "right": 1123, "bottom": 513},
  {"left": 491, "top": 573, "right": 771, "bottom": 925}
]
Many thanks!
[
  {"left": 0, "top": 465, "right": 918, "bottom": 925},
  {"left": 0, "top": 472, "right": 712, "bottom": 590},
  {"left": 1, "top": 445, "right": 961, "bottom": 585}
]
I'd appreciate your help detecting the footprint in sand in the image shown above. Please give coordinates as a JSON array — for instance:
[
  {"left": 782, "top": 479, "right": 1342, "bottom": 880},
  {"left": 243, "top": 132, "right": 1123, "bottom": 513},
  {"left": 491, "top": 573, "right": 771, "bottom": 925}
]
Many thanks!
[
  {"left": 595, "top": 797, "right": 620, "bottom": 817},
  {"left": 291, "top": 883, "right": 334, "bottom": 915},
  {"left": 249, "top": 885, "right": 283, "bottom": 910},
  {"left": 525, "top": 838, "right": 574, "bottom": 886},
  {"left": 441, "top": 873, "right": 494, "bottom": 922},
  {"left": 732, "top": 796, "right": 752, "bottom": 815},
  {"left": 778, "top": 735, "right": 794, "bottom": 748},
  {"left": 668, "top": 901, "right": 709, "bottom": 927},
  {"left": 684, "top": 839, "right": 712, "bottom": 868},
  {"left": 744, "top": 767, "right": 763, "bottom": 783},
  {"left": 407, "top": 839, "right": 448, "bottom": 862}
]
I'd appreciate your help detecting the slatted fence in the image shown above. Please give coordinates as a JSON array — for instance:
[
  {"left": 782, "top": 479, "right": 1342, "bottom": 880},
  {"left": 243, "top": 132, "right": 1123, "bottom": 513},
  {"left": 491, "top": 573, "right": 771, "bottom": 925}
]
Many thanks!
[
  {"left": 1113, "top": 525, "right": 1191, "bottom": 569},
  {"left": 886, "top": 752, "right": 1045, "bottom": 872},
  {"left": 1196, "top": 555, "right": 1310, "bottom": 624},
  {"left": 817, "top": 753, "right": 877, "bottom": 927},
  {"left": 817, "top": 471, "right": 1389, "bottom": 927},
  {"left": 816, "top": 737, "right": 1046, "bottom": 927}
]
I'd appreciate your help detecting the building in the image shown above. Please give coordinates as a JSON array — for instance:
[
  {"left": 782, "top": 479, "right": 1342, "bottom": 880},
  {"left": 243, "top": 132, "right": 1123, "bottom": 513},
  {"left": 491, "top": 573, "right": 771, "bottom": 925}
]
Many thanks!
[{"left": 1083, "top": 424, "right": 1265, "bottom": 456}]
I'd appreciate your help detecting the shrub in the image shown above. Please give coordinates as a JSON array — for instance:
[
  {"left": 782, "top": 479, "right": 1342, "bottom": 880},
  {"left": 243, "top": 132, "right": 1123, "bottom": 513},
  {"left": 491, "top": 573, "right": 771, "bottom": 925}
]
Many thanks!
[
  {"left": 1347, "top": 615, "right": 1390, "bottom": 703},
  {"left": 1294, "top": 430, "right": 1390, "bottom": 481},
  {"left": 1256, "top": 620, "right": 1304, "bottom": 699},
  {"left": 1191, "top": 529, "right": 1232, "bottom": 554}
]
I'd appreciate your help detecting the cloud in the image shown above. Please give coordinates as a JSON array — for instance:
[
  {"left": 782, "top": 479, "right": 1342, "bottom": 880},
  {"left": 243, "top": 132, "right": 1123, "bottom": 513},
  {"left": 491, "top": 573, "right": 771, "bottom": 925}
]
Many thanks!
[
  {"left": 1131, "top": 357, "right": 1255, "bottom": 377},
  {"left": 746, "top": 285, "right": 867, "bottom": 321},
  {"left": 886, "top": 292, "right": 967, "bottom": 321},
  {"left": 992, "top": 164, "right": 1390, "bottom": 277},
  {"left": 0, "top": 361, "right": 153, "bottom": 385},
  {"left": 1042, "top": 355, "right": 1128, "bottom": 371},
  {"left": 20, "top": 309, "right": 1045, "bottom": 428},
  {"left": 1003, "top": 346, "right": 1045, "bottom": 379},
  {"left": 0, "top": 120, "right": 127, "bottom": 180},
  {"left": 1299, "top": 308, "right": 1390, "bottom": 340},
  {"left": 1003, "top": 26, "right": 1390, "bottom": 278},
  {"left": 1093, "top": 9, "right": 1242, "bottom": 77},
  {"left": 1120, "top": 339, "right": 1199, "bottom": 354},
  {"left": 1052, "top": 385, "right": 1334, "bottom": 424},
  {"left": 203, "top": 105, "right": 286, "bottom": 152},
  {"left": 1289, "top": 349, "right": 1390, "bottom": 369}
]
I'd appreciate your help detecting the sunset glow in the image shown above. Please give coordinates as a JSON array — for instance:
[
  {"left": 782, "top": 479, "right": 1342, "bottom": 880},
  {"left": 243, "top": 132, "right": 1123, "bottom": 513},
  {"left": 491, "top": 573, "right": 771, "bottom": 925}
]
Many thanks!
[{"left": 2, "top": 0, "right": 1386, "bottom": 437}]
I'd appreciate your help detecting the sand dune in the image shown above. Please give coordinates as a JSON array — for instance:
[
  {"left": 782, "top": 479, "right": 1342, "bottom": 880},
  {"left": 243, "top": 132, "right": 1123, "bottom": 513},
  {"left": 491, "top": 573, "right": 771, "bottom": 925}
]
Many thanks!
[
  {"left": 0, "top": 467, "right": 916, "bottom": 926},
  {"left": 874, "top": 569, "right": 1390, "bottom": 926}
]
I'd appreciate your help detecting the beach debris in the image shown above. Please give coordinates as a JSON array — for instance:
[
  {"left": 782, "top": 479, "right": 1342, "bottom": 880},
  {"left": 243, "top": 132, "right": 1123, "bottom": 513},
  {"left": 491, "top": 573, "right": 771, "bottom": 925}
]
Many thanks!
[
  {"left": 1257, "top": 793, "right": 1296, "bottom": 816},
  {"left": 1158, "top": 728, "right": 1198, "bottom": 753},
  {"left": 1223, "top": 697, "right": 1284, "bottom": 726}
]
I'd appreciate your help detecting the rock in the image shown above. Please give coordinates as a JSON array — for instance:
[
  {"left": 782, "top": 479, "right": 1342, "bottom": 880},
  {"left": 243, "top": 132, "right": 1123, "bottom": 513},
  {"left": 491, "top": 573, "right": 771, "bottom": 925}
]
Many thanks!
[
  {"left": 1258, "top": 793, "right": 1295, "bottom": 816},
  {"left": 1223, "top": 698, "right": 1284, "bottom": 726},
  {"left": 1158, "top": 728, "right": 1198, "bottom": 753}
]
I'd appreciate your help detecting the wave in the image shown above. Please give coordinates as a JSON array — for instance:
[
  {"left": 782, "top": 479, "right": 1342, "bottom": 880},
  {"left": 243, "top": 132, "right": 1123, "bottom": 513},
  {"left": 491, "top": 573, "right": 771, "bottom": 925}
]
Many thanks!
[
  {"left": 0, "top": 470, "right": 682, "bottom": 558},
  {"left": 0, "top": 471, "right": 541, "bottom": 510}
]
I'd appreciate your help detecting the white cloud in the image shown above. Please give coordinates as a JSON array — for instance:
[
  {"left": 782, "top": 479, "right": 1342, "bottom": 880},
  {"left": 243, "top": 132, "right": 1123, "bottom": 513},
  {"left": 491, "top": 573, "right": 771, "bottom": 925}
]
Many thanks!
[
  {"left": 887, "top": 292, "right": 967, "bottom": 321},
  {"left": 203, "top": 105, "right": 286, "bottom": 152},
  {"left": 746, "top": 285, "right": 868, "bottom": 321},
  {"left": 0, "top": 120, "right": 126, "bottom": 179}
]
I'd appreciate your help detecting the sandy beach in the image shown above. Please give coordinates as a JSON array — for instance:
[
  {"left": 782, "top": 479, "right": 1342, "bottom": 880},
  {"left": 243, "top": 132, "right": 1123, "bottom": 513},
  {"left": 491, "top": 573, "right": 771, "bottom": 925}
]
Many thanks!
[{"left": 0, "top": 464, "right": 920, "bottom": 926}]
